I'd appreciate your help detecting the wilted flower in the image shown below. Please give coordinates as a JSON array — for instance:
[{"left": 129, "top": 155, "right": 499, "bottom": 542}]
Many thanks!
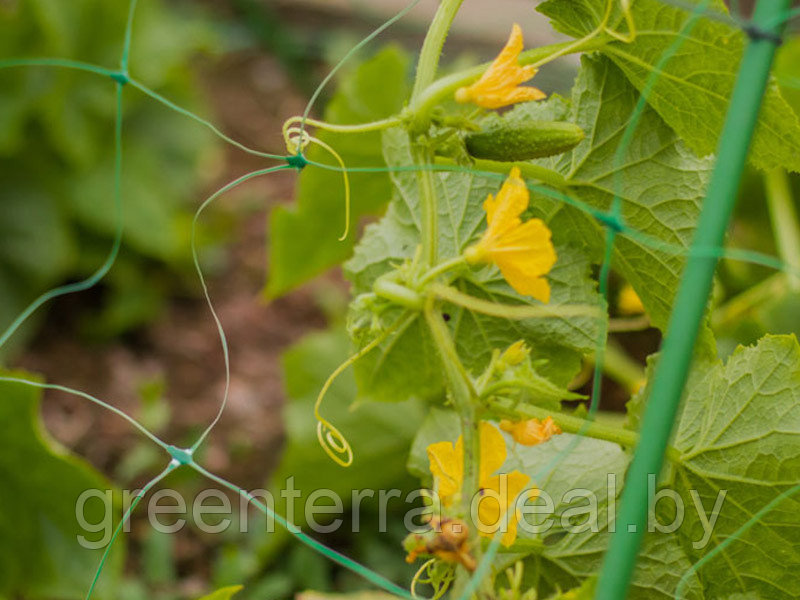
[{"left": 500, "top": 416, "right": 562, "bottom": 446}]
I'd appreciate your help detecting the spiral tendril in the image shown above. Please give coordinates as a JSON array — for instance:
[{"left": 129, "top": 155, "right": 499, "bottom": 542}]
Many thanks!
[
  {"left": 315, "top": 418, "right": 354, "bottom": 467},
  {"left": 313, "top": 312, "right": 414, "bottom": 467},
  {"left": 283, "top": 116, "right": 352, "bottom": 241}
]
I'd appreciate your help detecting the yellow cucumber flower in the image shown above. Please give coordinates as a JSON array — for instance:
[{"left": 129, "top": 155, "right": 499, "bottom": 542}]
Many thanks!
[
  {"left": 455, "top": 23, "right": 546, "bottom": 109},
  {"left": 500, "top": 416, "right": 562, "bottom": 446},
  {"left": 426, "top": 422, "right": 532, "bottom": 547},
  {"left": 618, "top": 283, "right": 645, "bottom": 315},
  {"left": 464, "top": 167, "right": 557, "bottom": 302}
]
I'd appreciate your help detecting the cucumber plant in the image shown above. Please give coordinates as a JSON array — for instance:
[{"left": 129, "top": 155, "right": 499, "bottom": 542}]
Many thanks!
[{"left": 270, "top": 0, "right": 800, "bottom": 598}]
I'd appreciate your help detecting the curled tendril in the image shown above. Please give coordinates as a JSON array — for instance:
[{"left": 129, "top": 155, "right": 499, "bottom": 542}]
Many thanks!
[
  {"left": 313, "top": 312, "right": 414, "bottom": 467},
  {"left": 313, "top": 350, "right": 359, "bottom": 466},
  {"left": 315, "top": 418, "right": 353, "bottom": 467},
  {"left": 282, "top": 116, "right": 352, "bottom": 241},
  {"left": 411, "top": 559, "right": 456, "bottom": 600}
]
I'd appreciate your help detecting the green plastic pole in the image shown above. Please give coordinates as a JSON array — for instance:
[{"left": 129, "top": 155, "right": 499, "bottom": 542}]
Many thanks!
[{"left": 594, "top": 1, "right": 790, "bottom": 598}]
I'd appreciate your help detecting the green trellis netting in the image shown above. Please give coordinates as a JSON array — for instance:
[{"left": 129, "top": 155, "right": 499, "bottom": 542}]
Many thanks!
[{"left": 1, "top": 0, "right": 800, "bottom": 598}]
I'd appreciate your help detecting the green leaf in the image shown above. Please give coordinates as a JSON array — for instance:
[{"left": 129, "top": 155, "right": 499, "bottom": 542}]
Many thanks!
[
  {"left": 627, "top": 337, "right": 800, "bottom": 596},
  {"left": 626, "top": 338, "right": 717, "bottom": 433},
  {"left": 0, "top": 373, "right": 122, "bottom": 598},
  {"left": 344, "top": 126, "right": 602, "bottom": 402},
  {"left": 537, "top": 0, "right": 800, "bottom": 173},
  {"left": 266, "top": 46, "right": 411, "bottom": 298},
  {"left": 669, "top": 334, "right": 800, "bottom": 598},
  {"left": 519, "top": 55, "right": 714, "bottom": 331},
  {"left": 197, "top": 585, "right": 244, "bottom": 600}
]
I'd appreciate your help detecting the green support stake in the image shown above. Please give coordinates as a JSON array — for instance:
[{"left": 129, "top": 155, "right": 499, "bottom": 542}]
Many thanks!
[{"left": 594, "top": 1, "right": 791, "bottom": 598}]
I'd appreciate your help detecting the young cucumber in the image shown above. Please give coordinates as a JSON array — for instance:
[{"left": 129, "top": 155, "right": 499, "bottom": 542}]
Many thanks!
[{"left": 465, "top": 120, "right": 585, "bottom": 162}]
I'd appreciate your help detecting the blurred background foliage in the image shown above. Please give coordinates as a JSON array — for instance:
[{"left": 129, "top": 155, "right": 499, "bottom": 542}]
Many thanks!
[
  {"left": 0, "top": 0, "right": 799, "bottom": 599},
  {"left": 0, "top": 0, "right": 219, "bottom": 357}
]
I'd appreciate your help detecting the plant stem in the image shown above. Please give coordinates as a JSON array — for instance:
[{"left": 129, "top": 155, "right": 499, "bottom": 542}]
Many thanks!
[
  {"left": 712, "top": 271, "right": 787, "bottom": 330},
  {"left": 285, "top": 115, "right": 403, "bottom": 136},
  {"left": 419, "top": 256, "right": 467, "bottom": 285},
  {"left": 608, "top": 315, "right": 651, "bottom": 332},
  {"left": 414, "top": 144, "right": 439, "bottom": 267},
  {"left": 764, "top": 168, "right": 800, "bottom": 291},
  {"left": 597, "top": 340, "right": 645, "bottom": 394},
  {"left": 424, "top": 299, "right": 483, "bottom": 597},
  {"left": 373, "top": 277, "right": 424, "bottom": 310},
  {"left": 410, "top": 0, "right": 465, "bottom": 102},
  {"left": 435, "top": 156, "right": 568, "bottom": 189},
  {"left": 424, "top": 300, "right": 479, "bottom": 501},
  {"left": 486, "top": 397, "right": 682, "bottom": 463},
  {"left": 430, "top": 283, "right": 602, "bottom": 321},
  {"left": 424, "top": 298, "right": 484, "bottom": 596},
  {"left": 409, "top": 0, "right": 465, "bottom": 267}
]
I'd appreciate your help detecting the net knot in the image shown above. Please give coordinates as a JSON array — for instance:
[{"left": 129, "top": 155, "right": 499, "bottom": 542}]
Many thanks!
[
  {"left": 109, "top": 70, "right": 130, "bottom": 86},
  {"left": 742, "top": 24, "right": 783, "bottom": 46},
  {"left": 285, "top": 153, "right": 308, "bottom": 171},
  {"left": 597, "top": 212, "right": 624, "bottom": 233},
  {"left": 167, "top": 445, "right": 194, "bottom": 466}
]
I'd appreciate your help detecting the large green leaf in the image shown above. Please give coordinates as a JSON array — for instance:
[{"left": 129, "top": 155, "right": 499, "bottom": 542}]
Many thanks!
[
  {"left": 511, "top": 435, "right": 703, "bottom": 600},
  {"left": 521, "top": 55, "right": 714, "bottom": 331},
  {"left": 669, "top": 334, "right": 800, "bottom": 598},
  {"left": 266, "top": 46, "right": 411, "bottom": 298},
  {"left": 0, "top": 374, "right": 122, "bottom": 598},
  {"left": 537, "top": 0, "right": 800, "bottom": 173},
  {"left": 344, "top": 126, "right": 602, "bottom": 402}
]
